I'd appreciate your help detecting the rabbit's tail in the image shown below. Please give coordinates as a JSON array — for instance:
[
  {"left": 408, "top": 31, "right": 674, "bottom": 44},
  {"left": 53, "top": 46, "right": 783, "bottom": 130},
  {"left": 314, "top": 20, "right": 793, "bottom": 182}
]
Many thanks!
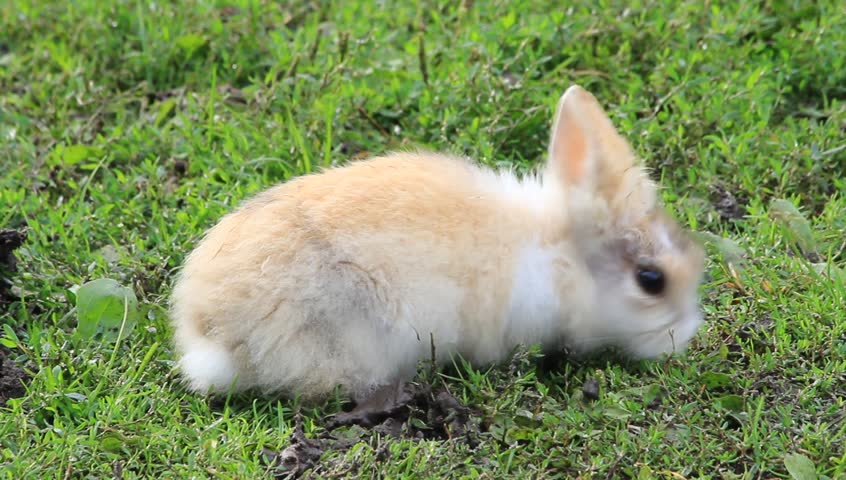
[{"left": 175, "top": 325, "right": 240, "bottom": 394}]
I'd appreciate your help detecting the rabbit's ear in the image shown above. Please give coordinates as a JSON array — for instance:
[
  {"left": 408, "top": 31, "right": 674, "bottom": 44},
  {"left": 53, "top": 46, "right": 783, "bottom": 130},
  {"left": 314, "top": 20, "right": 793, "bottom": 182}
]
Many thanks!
[{"left": 547, "top": 85, "right": 634, "bottom": 194}]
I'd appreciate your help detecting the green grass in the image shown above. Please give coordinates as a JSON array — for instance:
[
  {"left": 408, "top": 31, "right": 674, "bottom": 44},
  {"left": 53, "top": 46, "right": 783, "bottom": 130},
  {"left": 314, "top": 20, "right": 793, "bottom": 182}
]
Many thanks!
[{"left": 1, "top": 0, "right": 845, "bottom": 478}]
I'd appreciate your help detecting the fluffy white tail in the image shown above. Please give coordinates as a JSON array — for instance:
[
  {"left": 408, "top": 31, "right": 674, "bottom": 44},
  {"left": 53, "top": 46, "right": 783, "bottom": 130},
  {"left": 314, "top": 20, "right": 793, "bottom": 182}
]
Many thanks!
[{"left": 178, "top": 335, "right": 239, "bottom": 394}]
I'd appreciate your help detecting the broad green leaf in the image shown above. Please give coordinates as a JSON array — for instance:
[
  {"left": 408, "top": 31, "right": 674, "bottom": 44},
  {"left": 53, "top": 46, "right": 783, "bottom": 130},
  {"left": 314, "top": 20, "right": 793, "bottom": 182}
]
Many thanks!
[
  {"left": 701, "top": 372, "right": 733, "bottom": 389},
  {"left": 75, "top": 278, "right": 139, "bottom": 341},
  {"left": 1, "top": 323, "right": 20, "bottom": 349},
  {"left": 638, "top": 465, "right": 653, "bottom": 480},
  {"left": 697, "top": 231, "right": 747, "bottom": 266},
  {"left": 409, "top": 417, "right": 427, "bottom": 430},
  {"left": 811, "top": 262, "right": 845, "bottom": 282},
  {"left": 500, "top": 11, "right": 516, "bottom": 29},
  {"left": 95, "top": 245, "right": 122, "bottom": 264},
  {"left": 714, "top": 394, "right": 744, "bottom": 412},
  {"left": 64, "top": 392, "right": 87, "bottom": 402},
  {"left": 175, "top": 34, "right": 207, "bottom": 55},
  {"left": 603, "top": 405, "right": 631, "bottom": 420},
  {"left": 100, "top": 433, "right": 125, "bottom": 453},
  {"left": 784, "top": 453, "right": 817, "bottom": 480},
  {"left": 507, "top": 426, "right": 540, "bottom": 441},
  {"left": 641, "top": 384, "right": 663, "bottom": 405},
  {"left": 61, "top": 144, "right": 93, "bottom": 165},
  {"left": 769, "top": 199, "right": 817, "bottom": 256}
]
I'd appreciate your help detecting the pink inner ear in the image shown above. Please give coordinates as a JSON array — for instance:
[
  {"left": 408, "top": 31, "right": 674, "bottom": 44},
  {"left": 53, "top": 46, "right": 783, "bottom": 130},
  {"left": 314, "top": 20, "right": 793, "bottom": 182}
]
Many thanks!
[{"left": 552, "top": 115, "right": 588, "bottom": 183}]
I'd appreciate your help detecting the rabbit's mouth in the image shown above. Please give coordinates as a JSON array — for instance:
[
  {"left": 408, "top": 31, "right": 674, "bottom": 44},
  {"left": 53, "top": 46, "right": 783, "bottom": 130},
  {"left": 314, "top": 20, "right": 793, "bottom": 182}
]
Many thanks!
[{"left": 620, "top": 309, "right": 703, "bottom": 359}]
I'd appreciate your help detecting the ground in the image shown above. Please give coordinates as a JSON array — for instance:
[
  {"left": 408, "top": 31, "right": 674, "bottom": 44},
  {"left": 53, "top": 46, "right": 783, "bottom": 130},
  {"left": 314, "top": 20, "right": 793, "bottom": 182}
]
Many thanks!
[{"left": 1, "top": 1, "right": 845, "bottom": 479}]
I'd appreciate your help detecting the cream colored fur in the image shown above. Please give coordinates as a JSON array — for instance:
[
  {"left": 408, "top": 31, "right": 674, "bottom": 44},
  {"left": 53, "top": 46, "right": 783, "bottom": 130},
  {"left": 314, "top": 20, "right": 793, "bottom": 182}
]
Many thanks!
[{"left": 170, "top": 85, "right": 705, "bottom": 401}]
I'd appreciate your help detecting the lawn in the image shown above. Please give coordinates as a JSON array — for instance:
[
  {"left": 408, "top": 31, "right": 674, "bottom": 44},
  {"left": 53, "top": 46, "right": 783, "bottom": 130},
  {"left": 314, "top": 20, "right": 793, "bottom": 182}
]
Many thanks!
[{"left": 1, "top": 1, "right": 845, "bottom": 478}]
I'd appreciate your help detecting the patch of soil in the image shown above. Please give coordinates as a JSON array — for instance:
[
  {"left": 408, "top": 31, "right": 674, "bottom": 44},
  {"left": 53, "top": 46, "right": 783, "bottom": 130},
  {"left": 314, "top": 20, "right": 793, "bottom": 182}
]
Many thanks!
[
  {"left": 1, "top": 228, "right": 32, "bottom": 406},
  {"left": 326, "top": 382, "right": 479, "bottom": 440},
  {"left": 0, "top": 228, "right": 27, "bottom": 305},
  {"left": 262, "top": 382, "right": 483, "bottom": 479},
  {"left": 262, "top": 415, "right": 327, "bottom": 479},
  {"left": 0, "top": 350, "right": 30, "bottom": 406},
  {"left": 581, "top": 378, "right": 600, "bottom": 401},
  {"left": 710, "top": 184, "right": 748, "bottom": 220}
]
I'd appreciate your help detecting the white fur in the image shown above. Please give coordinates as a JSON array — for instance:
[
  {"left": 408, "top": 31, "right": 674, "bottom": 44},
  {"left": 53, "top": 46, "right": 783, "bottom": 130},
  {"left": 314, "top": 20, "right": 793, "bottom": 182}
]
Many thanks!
[
  {"left": 505, "top": 240, "right": 564, "bottom": 347},
  {"left": 654, "top": 221, "right": 675, "bottom": 252},
  {"left": 178, "top": 336, "right": 239, "bottom": 394},
  {"left": 476, "top": 167, "right": 570, "bottom": 221}
]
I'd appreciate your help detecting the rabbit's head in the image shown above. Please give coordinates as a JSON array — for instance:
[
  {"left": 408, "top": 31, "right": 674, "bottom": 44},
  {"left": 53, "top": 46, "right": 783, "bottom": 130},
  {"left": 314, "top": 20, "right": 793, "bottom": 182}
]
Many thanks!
[{"left": 545, "top": 85, "right": 705, "bottom": 359}]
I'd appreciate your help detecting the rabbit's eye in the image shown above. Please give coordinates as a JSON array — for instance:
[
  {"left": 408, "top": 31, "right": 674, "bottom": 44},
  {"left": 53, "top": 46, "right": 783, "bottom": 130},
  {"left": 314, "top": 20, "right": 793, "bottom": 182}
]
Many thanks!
[{"left": 636, "top": 267, "right": 665, "bottom": 295}]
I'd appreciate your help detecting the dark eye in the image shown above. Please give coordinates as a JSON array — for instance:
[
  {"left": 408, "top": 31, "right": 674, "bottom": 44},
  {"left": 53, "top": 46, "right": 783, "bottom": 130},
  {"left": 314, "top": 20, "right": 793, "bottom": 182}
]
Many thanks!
[{"left": 636, "top": 267, "right": 665, "bottom": 295}]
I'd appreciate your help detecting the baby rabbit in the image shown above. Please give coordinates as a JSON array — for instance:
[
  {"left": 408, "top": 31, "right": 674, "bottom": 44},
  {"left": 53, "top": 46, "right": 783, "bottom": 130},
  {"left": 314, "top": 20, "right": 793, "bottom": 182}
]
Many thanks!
[{"left": 170, "top": 85, "right": 705, "bottom": 402}]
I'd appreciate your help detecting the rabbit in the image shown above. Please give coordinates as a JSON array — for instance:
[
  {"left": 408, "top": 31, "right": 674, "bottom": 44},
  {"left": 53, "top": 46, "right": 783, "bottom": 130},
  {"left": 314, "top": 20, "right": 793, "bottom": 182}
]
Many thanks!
[{"left": 169, "top": 84, "right": 706, "bottom": 403}]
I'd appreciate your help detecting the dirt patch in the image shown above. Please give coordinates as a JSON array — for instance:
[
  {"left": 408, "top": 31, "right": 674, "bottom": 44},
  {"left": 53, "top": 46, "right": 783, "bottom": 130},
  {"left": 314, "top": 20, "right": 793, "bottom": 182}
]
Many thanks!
[
  {"left": 262, "top": 382, "right": 482, "bottom": 479},
  {"left": 0, "top": 351, "right": 30, "bottom": 406},
  {"left": 581, "top": 378, "right": 600, "bottom": 401},
  {"left": 326, "top": 382, "right": 478, "bottom": 440},
  {"left": 1, "top": 228, "right": 32, "bottom": 405},
  {"left": 262, "top": 415, "right": 327, "bottom": 479},
  {"left": 710, "top": 184, "right": 747, "bottom": 220},
  {"left": 0, "top": 228, "right": 27, "bottom": 305}
]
